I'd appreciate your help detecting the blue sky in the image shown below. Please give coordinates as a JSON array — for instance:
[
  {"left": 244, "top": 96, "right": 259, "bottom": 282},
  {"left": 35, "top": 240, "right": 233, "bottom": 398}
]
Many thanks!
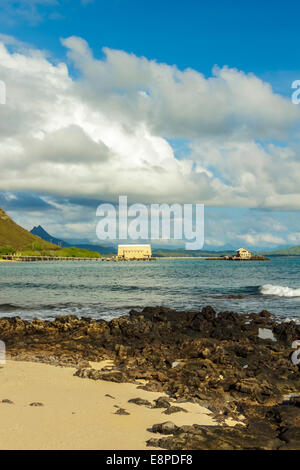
[
  {"left": 2, "top": 0, "right": 300, "bottom": 87},
  {"left": 1, "top": 0, "right": 299, "bottom": 110},
  {"left": 0, "top": 0, "right": 300, "bottom": 250}
]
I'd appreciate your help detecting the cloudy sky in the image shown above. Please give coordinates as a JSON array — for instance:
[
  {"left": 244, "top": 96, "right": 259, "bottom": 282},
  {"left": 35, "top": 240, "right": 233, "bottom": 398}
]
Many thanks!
[{"left": 0, "top": 0, "right": 300, "bottom": 250}]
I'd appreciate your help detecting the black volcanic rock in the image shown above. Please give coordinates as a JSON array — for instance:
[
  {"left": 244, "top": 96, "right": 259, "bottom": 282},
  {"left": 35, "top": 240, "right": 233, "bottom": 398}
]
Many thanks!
[
  {"left": 128, "top": 398, "right": 152, "bottom": 407},
  {"left": 2, "top": 306, "right": 300, "bottom": 449}
]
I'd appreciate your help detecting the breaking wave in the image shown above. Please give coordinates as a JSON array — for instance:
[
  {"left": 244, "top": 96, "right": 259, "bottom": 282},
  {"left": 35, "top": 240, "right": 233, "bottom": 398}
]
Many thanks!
[{"left": 260, "top": 284, "right": 300, "bottom": 297}]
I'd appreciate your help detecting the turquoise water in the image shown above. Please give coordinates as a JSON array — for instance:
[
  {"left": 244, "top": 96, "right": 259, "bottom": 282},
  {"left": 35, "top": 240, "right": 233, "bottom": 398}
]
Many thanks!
[{"left": 0, "top": 257, "right": 300, "bottom": 321}]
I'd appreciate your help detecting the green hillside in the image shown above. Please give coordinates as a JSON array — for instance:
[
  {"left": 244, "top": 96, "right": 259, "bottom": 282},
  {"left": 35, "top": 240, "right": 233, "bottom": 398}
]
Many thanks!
[
  {"left": 0, "top": 208, "right": 58, "bottom": 252},
  {"left": 266, "top": 246, "right": 300, "bottom": 256},
  {"left": 0, "top": 208, "right": 101, "bottom": 258}
]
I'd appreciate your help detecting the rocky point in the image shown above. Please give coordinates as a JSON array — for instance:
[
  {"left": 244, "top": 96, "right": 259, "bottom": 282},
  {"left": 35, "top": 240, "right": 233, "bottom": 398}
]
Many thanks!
[{"left": 1, "top": 305, "right": 300, "bottom": 449}]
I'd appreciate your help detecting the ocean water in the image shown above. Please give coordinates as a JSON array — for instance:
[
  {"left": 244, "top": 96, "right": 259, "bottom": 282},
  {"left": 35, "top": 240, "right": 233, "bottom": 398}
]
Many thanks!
[{"left": 0, "top": 257, "right": 300, "bottom": 322}]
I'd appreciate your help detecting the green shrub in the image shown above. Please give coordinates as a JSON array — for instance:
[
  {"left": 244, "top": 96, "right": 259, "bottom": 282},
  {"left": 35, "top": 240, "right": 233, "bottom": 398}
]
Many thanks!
[{"left": 0, "top": 246, "right": 15, "bottom": 255}]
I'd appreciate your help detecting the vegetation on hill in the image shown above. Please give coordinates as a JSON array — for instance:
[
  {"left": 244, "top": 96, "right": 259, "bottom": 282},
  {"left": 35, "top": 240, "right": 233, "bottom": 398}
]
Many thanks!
[
  {"left": 0, "top": 208, "right": 101, "bottom": 258},
  {"left": 0, "top": 208, "right": 57, "bottom": 251},
  {"left": 265, "top": 246, "right": 300, "bottom": 256},
  {"left": 20, "top": 246, "right": 101, "bottom": 258}
]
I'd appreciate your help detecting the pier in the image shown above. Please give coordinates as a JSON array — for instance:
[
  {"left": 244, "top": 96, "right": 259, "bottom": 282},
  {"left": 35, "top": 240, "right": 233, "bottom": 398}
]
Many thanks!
[
  {"left": 0, "top": 255, "right": 157, "bottom": 262},
  {"left": 1, "top": 255, "right": 103, "bottom": 262}
]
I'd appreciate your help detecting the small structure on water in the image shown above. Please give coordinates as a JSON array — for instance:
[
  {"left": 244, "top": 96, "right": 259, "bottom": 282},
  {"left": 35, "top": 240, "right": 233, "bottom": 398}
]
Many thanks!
[
  {"left": 205, "top": 247, "right": 269, "bottom": 261},
  {"left": 117, "top": 244, "right": 152, "bottom": 260},
  {"left": 234, "top": 248, "right": 252, "bottom": 260}
]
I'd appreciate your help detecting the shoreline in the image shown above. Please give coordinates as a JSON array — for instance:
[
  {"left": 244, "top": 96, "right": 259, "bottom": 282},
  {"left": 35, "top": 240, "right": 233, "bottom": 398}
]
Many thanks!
[
  {"left": 0, "top": 259, "right": 18, "bottom": 262},
  {"left": 1, "top": 306, "right": 300, "bottom": 449}
]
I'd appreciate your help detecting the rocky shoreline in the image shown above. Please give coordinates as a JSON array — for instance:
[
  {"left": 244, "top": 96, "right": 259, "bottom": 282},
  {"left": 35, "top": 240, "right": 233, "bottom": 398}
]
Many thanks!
[{"left": 1, "top": 305, "right": 300, "bottom": 449}]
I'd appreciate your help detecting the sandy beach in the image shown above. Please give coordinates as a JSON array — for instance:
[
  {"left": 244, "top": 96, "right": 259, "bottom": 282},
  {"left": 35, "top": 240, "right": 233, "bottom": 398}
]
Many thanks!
[
  {"left": 1, "top": 308, "right": 299, "bottom": 450},
  {"left": 0, "top": 360, "right": 217, "bottom": 450}
]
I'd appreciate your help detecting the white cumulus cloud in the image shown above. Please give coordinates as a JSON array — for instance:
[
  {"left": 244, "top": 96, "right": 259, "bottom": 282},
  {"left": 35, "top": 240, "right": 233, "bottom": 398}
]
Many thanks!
[{"left": 0, "top": 35, "right": 299, "bottom": 209}]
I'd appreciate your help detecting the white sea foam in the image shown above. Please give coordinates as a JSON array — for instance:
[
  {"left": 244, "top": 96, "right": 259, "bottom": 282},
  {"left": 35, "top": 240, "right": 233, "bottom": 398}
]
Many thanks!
[{"left": 260, "top": 284, "right": 300, "bottom": 297}]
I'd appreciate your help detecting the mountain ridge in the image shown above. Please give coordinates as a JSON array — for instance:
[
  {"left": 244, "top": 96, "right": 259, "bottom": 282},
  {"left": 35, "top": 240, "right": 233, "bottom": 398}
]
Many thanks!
[
  {"left": 30, "top": 225, "right": 70, "bottom": 247},
  {"left": 0, "top": 208, "right": 58, "bottom": 251},
  {"left": 30, "top": 225, "right": 114, "bottom": 254}
]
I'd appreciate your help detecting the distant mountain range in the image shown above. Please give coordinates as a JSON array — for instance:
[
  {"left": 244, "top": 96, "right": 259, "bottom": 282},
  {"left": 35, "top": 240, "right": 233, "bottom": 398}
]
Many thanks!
[
  {"left": 152, "top": 248, "right": 234, "bottom": 257},
  {"left": 31, "top": 225, "right": 70, "bottom": 247},
  {"left": 29, "top": 224, "right": 300, "bottom": 257},
  {"left": 30, "top": 225, "right": 115, "bottom": 254}
]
